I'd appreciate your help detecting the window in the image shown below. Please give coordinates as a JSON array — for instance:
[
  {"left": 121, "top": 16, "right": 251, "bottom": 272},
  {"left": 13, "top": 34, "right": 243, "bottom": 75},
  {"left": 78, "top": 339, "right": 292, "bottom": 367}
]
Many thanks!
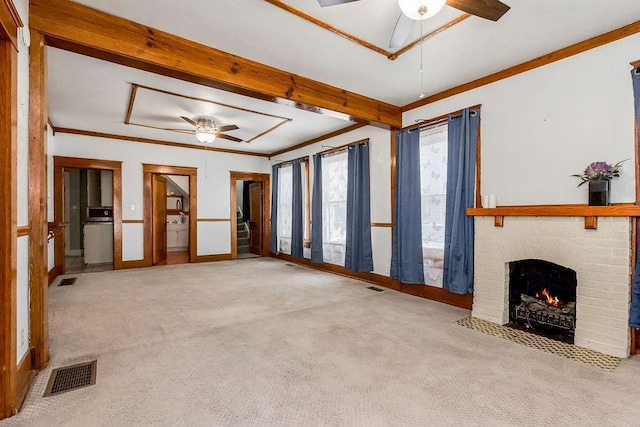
[
  {"left": 277, "top": 164, "right": 292, "bottom": 254},
  {"left": 321, "top": 151, "right": 348, "bottom": 266},
  {"left": 419, "top": 123, "right": 448, "bottom": 287},
  {"left": 276, "top": 160, "right": 310, "bottom": 255}
]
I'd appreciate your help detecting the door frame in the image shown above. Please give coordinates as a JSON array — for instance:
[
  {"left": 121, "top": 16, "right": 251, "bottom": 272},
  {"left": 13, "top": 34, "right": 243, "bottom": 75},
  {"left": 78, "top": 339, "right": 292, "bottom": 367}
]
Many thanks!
[
  {"left": 0, "top": 3, "right": 20, "bottom": 417},
  {"left": 143, "top": 164, "right": 197, "bottom": 266},
  {"left": 53, "top": 156, "right": 123, "bottom": 273},
  {"left": 230, "top": 172, "right": 270, "bottom": 259}
]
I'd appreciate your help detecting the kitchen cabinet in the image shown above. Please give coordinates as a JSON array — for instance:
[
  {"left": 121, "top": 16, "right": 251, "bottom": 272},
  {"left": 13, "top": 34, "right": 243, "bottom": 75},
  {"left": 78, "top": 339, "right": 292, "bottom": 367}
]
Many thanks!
[
  {"left": 167, "top": 223, "right": 188, "bottom": 250},
  {"left": 83, "top": 222, "right": 113, "bottom": 264}
]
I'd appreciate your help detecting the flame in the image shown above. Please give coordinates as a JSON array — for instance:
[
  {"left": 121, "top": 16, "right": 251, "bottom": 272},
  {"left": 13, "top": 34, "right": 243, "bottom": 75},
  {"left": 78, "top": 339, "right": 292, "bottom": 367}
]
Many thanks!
[{"left": 541, "top": 288, "right": 560, "bottom": 307}]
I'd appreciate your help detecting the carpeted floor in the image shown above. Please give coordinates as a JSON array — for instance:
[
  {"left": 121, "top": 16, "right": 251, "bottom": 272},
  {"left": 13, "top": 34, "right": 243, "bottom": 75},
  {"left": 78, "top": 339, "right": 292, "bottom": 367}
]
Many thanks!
[{"left": 2, "top": 258, "right": 640, "bottom": 426}]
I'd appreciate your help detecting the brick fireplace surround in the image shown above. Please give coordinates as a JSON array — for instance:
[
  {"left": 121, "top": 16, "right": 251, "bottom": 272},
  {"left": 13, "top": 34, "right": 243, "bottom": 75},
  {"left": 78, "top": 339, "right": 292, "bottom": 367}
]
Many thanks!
[{"left": 471, "top": 213, "right": 634, "bottom": 358}]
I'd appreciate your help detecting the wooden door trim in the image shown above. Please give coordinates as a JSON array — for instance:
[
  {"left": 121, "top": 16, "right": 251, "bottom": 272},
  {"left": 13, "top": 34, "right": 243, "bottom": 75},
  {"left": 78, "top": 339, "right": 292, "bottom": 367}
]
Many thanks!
[
  {"left": 230, "top": 172, "right": 271, "bottom": 259},
  {"left": 28, "top": 30, "right": 49, "bottom": 372},
  {"left": 143, "top": 164, "right": 197, "bottom": 266},
  {"left": 0, "top": 30, "right": 17, "bottom": 421},
  {"left": 0, "top": 0, "right": 22, "bottom": 49},
  {"left": 53, "top": 156, "right": 123, "bottom": 273}
]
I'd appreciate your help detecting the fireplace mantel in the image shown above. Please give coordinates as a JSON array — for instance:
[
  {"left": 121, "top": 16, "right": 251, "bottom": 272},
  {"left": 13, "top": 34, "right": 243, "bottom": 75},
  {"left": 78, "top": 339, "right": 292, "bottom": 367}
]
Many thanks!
[{"left": 467, "top": 204, "right": 640, "bottom": 229}]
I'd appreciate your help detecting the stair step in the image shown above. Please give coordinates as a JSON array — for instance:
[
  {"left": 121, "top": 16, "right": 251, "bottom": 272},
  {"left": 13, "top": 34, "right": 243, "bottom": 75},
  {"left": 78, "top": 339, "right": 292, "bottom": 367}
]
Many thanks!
[
  {"left": 237, "top": 245, "right": 250, "bottom": 254},
  {"left": 238, "top": 237, "right": 250, "bottom": 245},
  {"left": 237, "top": 230, "right": 249, "bottom": 239}
]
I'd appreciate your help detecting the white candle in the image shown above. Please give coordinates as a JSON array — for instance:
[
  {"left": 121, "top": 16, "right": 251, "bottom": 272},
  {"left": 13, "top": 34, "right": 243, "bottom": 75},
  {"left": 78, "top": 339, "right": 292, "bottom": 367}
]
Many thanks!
[
  {"left": 489, "top": 194, "right": 497, "bottom": 208},
  {"left": 482, "top": 195, "right": 489, "bottom": 208}
]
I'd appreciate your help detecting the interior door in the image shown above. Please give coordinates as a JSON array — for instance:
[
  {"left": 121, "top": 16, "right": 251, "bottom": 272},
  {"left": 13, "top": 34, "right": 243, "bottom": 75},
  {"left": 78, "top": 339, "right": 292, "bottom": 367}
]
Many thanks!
[
  {"left": 152, "top": 174, "right": 167, "bottom": 265},
  {"left": 249, "top": 182, "right": 263, "bottom": 255}
]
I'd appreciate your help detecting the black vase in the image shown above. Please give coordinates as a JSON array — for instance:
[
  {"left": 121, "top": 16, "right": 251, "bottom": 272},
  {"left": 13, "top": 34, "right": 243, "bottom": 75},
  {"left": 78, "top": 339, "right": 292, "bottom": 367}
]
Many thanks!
[{"left": 588, "top": 180, "right": 610, "bottom": 206}]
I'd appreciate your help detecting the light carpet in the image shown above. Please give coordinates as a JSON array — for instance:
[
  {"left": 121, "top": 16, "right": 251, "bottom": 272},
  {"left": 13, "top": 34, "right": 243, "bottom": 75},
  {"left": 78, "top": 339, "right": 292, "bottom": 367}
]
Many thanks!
[{"left": 2, "top": 258, "right": 640, "bottom": 426}]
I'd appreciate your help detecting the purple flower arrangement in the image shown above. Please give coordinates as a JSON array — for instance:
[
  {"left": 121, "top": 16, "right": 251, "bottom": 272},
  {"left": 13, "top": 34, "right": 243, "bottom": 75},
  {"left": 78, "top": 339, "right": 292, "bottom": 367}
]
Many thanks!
[{"left": 572, "top": 159, "right": 627, "bottom": 187}]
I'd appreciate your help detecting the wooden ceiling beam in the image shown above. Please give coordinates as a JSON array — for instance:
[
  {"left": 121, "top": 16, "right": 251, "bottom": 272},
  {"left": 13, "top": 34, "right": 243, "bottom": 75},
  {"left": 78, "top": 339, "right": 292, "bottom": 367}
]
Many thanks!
[{"left": 29, "top": 0, "right": 402, "bottom": 129}]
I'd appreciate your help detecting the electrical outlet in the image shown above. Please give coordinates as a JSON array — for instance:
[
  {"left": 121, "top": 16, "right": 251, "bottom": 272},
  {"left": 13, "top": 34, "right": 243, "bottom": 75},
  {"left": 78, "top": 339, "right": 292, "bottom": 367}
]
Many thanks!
[
  {"left": 130, "top": 204, "right": 135, "bottom": 211},
  {"left": 385, "top": 264, "right": 390, "bottom": 274}
]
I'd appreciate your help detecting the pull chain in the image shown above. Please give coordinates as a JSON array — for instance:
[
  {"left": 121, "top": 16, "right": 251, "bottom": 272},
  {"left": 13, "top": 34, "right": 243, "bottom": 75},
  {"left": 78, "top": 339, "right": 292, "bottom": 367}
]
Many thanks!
[{"left": 419, "top": 19, "right": 425, "bottom": 99}]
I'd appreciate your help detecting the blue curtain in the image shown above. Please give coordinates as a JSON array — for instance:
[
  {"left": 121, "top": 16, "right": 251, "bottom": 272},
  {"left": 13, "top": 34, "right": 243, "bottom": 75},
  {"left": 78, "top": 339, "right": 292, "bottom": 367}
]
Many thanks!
[
  {"left": 311, "top": 154, "right": 324, "bottom": 263},
  {"left": 291, "top": 160, "right": 304, "bottom": 258},
  {"left": 630, "top": 67, "right": 640, "bottom": 327},
  {"left": 443, "top": 108, "right": 480, "bottom": 294},
  {"left": 345, "top": 143, "right": 374, "bottom": 272},
  {"left": 269, "top": 164, "right": 279, "bottom": 254},
  {"left": 390, "top": 129, "right": 425, "bottom": 284}
]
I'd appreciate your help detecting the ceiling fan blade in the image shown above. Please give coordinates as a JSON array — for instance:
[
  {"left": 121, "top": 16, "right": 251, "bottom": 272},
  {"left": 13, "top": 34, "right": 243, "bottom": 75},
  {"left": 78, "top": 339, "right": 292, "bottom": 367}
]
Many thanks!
[
  {"left": 180, "top": 116, "right": 197, "bottom": 127},
  {"left": 216, "top": 124, "right": 239, "bottom": 132},
  {"left": 317, "top": 0, "right": 361, "bottom": 7},
  {"left": 446, "top": 0, "right": 510, "bottom": 21},
  {"left": 217, "top": 134, "right": 243, "bottom": 143},
  {"left": 160, "top": 128, "right": 194, "bottom": 134},
  {"left": 389, "top": 13, "right": 415, "bottom": 49}
]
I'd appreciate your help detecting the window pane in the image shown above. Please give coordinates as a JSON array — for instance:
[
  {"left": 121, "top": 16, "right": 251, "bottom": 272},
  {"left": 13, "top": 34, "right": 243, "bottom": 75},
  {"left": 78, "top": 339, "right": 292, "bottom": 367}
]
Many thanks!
[
  {"left": 419, "top": 123, "right": 448, "bottom": 287},
  {"left": 277, "top": 165, "right": 292, "bottom": 255},
  {"left": 322, "top": 152, "right": 348, "bottom": 266}
]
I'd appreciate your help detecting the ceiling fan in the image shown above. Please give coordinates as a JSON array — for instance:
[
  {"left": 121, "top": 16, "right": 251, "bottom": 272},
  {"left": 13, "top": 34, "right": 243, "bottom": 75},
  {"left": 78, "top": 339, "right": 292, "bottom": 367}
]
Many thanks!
[
  {"left": 179, "top": 116, "right": 242, "bottom": 143},
  {"left": 317, "top": 0, "right": 510, "bottom": 48}
]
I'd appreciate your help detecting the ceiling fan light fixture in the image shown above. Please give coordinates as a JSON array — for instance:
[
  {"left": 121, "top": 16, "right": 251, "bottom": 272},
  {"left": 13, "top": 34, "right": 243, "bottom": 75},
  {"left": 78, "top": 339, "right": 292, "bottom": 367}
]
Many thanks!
[
  {"left": 398, "top": 0, "right": 446, "bottom": 20},
  {"left": 196, "top": 131, "right": 216, "bottom": 143},
  {"left": 195, "top": 118, "right": 217, "bottom": 143}
]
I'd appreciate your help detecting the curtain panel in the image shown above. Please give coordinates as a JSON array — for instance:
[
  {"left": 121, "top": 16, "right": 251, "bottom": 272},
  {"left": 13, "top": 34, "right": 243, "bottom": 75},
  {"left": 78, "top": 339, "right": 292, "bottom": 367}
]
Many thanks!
[
  {"left": 345, "top": 143, "right": 374, "bottom": 272},
  {"left": 443, "top": 108, "right": 480, "bottom": 294},
  {"left": 390, "top": 129, "right": 425, "bottom": 284},
  {"left": 269, "top": 164, "right": 279, "bottom": 254},
  {"left": 311, "top": 154, "right": 324, "bottom": 263},
  {"left": 291, "top": 160, "right": 304, "bottom": 258},
  {"left": 629, "top": 67, "right": 640, "bottom": 327}
]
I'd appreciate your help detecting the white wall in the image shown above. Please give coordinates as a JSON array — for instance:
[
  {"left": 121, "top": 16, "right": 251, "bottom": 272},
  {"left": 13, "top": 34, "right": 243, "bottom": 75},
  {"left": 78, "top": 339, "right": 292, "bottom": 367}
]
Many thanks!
[
  {"left": 403, "top": 34, "right": 640, "bottom": 206},
  {"left": 271, "top": 125, "right": 392, "bottom": 276},
  {"left": 15, "top": 0, "right": 29, "bottom": 362},
  {"left": 236, "top": 180, "right": 244, "bottom": 216},
  {"left": 53, "top": 134, "right": 270, "bottom": 260}
]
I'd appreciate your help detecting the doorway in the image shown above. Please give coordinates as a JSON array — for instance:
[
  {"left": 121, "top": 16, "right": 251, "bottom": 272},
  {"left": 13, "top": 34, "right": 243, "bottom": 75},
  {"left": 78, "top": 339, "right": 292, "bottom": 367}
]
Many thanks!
[
  {"left": 53, "top": 157, "right": 123, "bottom": 276},
  {"left": 143, "top": 164, "right": 197, "bottom": 267},
  {"left": 151, "top": 174, "right": 191, "bottom": 266},
  {"left": 63, "top": 168, "right": 114, "bottom": 274},
  {"left": 230, "top": 172, "right": 270, "bottom": 259}
]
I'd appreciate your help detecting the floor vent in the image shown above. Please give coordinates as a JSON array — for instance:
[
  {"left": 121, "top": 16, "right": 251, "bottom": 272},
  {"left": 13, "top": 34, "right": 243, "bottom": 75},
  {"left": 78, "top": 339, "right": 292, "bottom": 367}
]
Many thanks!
[
  {"left": 58, "top": 278, "right": 77, "bottom": 287},
  {"left": 44, "top": 360, "right": 97, "bottom": 397},
  {"left": 367, "top": 286, "right": 385, "bottom": 292}
]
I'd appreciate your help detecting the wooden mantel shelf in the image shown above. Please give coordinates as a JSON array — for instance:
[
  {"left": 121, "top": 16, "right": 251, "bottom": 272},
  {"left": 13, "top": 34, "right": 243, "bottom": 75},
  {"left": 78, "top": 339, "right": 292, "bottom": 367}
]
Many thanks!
[{"left": 467, "top": 204, "right": 640, "bottom": 230}]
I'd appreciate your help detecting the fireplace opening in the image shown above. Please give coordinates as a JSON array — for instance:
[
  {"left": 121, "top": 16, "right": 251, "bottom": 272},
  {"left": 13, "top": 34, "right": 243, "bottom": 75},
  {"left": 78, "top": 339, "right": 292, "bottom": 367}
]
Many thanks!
[{"left": 507, "top": 259, "right": 577, "bottom": 344}]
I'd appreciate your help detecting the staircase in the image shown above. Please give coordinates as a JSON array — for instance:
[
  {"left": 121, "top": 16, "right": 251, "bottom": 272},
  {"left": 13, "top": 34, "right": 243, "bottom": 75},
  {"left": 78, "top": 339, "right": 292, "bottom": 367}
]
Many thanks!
[{"left": 237, "top": 209, "right": 250, "bottom": 255}]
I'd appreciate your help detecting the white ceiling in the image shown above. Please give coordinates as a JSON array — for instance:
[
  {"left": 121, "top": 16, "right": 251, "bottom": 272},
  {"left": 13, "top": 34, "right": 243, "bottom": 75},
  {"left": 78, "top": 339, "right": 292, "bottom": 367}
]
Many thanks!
[{"left": 48, "top": 0, "right": 640, "bottom": 154}]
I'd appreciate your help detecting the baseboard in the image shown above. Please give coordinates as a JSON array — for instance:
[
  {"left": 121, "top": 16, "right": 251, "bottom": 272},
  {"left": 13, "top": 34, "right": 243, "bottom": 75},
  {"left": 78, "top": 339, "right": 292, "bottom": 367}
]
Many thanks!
[
  {"left": 192, "top": 253, "right": 233, "bottom": 263},
  {"left": 271, "top": 253, "right": 473, "bottom": 310},
  {"left": 47, "top": 268, "right": 57, "bottom": 286},
  {"left": 14, "top": 350, "right": 36, "bottom": 415},
  {"left": 121, "top": 259, "right": 150, "bottom": 269}
]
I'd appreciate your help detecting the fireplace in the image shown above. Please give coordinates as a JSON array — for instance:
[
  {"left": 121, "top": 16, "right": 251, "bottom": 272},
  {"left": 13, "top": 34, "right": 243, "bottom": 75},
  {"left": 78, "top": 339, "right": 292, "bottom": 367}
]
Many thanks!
[
  {"left": 472, "top": 216, "right": 632, "bottom": 358},
  {"left": 508, "top": 259, "right": 577, "bottom": 343}
]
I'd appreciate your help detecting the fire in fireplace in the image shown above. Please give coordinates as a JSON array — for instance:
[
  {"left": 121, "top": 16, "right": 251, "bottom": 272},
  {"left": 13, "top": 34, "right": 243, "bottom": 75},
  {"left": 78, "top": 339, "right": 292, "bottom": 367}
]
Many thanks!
[{"left": 508, "top": 259, "right": 577, "bottom": 343}]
